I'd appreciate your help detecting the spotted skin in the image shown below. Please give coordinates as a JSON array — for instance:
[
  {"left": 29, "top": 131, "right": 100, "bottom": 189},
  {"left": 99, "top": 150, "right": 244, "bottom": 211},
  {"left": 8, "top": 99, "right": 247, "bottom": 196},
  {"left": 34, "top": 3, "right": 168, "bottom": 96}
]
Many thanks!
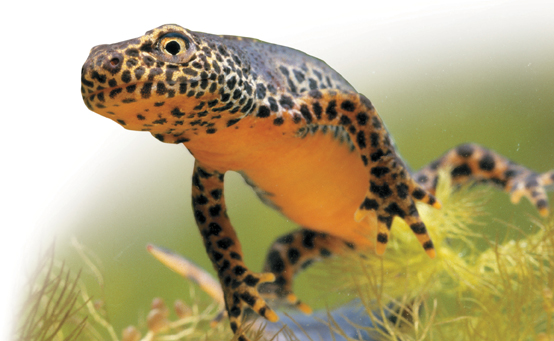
[
  {"left": 414, "top": 143, "right": 554, "bottom": 216},
  {"left": 81, "top": 24, "right": 553, "bottom": 340}
]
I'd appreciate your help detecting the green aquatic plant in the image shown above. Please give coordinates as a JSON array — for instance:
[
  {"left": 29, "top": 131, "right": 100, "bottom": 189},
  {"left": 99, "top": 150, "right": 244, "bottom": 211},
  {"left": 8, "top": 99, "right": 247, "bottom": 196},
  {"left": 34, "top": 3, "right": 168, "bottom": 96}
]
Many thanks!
[
  {"left": 15, "top": 171, "right": 553, "bottom": 340},
  {"left": 15, "top": 245, "right": 88, "bottom": 341},
  {"left": 333, "top": 170, "right": 554, "bottom": 340}
]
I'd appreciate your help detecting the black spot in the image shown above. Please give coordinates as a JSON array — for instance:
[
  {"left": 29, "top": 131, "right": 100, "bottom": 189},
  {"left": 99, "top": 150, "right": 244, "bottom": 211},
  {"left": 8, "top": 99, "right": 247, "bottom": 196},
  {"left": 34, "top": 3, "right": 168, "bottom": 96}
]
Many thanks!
[
  {"left": 410, "top": 222, "right": 427, "bottom": 234},
  {"left": 210, "top": 189, "right": 223, "bottom": 200},
  {"left": 356, "top": 112, "right": 369, "bottom": 126},
  {"left": 361, "top": 155, "right": 369, "bottom": 166},
  {"left": 212, "top": 251, "right": 223, "bottom": 262},
  {"left": 125, "top": 48, "right": 139, "bottom": 57},
  {"left": 369, "top": 133, "right": 380, "bottom": 148},
  {"left": 240, "top": 98, "right": 253, "bottom": 113},
  {"left": 205, "top": 222, "right": 223, "bottom": 239},
  {"left": 140, "top": 82, "right": 152, "bottom": 98},
  {"left": 339, "top": 115, "right": 351, "bottom": 126},
  {"left": 233, "top": 265, "right": 246, "bottom": 276},
  {"left": 226, "top": 76, "right": 237, "bottom": 90},
  {"left": 109, "top": 88, "right": 122, "bottom": 98},
  {"left": 108, "top": 79, "right": 117, "bottom": 87},
  {"left": 411, "top": 188, "right": 426, "bottom": 200},
  {"left": 227, "top": 118, "right": 241, "bottom": 127},
  {"left": 229, "top": 306, "right": 241, "bottom": 317},
  {"left": 230, "top": 252, "right": 242, "bottom": 260},
  {"left": 372, "top": 117, "right": 382, "bottom": 129},
  {"left": 152, "top": 118, "right": 166, "bottom": 125},
  {"left": 217, "top": 237, "right": 234, "bottom": 250},
  {"left": 279, "top": 95, "right": 294, "bottom": 109},
  {"left": 194, "top": 210, "right": 206, "bottom": 224},
  {"left": 345, "top": 242, "right": 355, "bottom": 249},
  {"left": 301, "top": 260, "right": 314, "bottom": 270},
  {"left": 356, "top": 132, "right": 366, "bottom": 148},
  {"left": 218, "top": 260, "right": 230, "bottom": 274},
  {"left": 451, "top": 164, "right": 472, "bottom": 177},
  {"left": 312, "top": 102, "right": 322, "bottom": 119},
  {"left": 154, "top": 101, "right": 165, "bottom": 107},
  {"left": 422, "top": 240, "right": 434, "bottom": 250},
  {"left": 209, "top": 205, "right": 222, "bottom": 217},
  {"left": 220, "top": 92, "right": 231, "bottom": 102},
  {"left": 195, "top": 194, "right": 208, "bottom": 205},
  {"left": 267, "top": 250, "right": 285, "bottom": 273},
  {"left": 326, "top": 100, "right": 337, "bottom": 120},
  {"left": 256, "top": 83, "right": 267, "bottom": 99},
  {"left": 479, "top": 154, "right": 496, "bottom": 171},
  {"left": 171, "top": 107, "right": 185, "bottom": 118},
  {"left": 287, "top": 248, "right": 300, "bottom": 265},
  {"left": 154, "top": 82, "right": 166, "bottom": 95},
  {"left": 370, "top": 181, "right": 392, "bottom": 198},
  {"left": 206, "top": 128, "right": 217, "bottom": 134},
  {"left": 341, "top": 100, "right": 356, "bottom": 112},
  {"left": 121, "top": 70, "right": 132, "bottom": 83},
  {"left": 300, "top": 105, "right": 312, "bottom": 123},
  {"left": 117, "top": 119, "right": 126, "bottom": 126},
  {"left": 360, "top": 198, "right": 379, "bottom": 210},
  {"left": 371, "top": 166, "right": 390, "bottom": 178},
  {"left": 378, "top": 215, "right": 393, "bottom": 228},
  {"left": 302, "top": 230, "right": 316, "bottom": 249},
  {"left": 370, "top": 149, "right": 385, "bottom": 162},
  {"left": 537, "top": 199, "right": 548, "bottom": 210},
  {"left": 240, "top": 292, "right": 256, "bottom": 307},
  {"left": 273, "top": 117, "right": 284, "bottom": 126},
  {"left": 293, "top": 69, "right": 305, "bottom": 82},
  {"left": 456, "top": 144, "right": 474, "bottom": 158},
  {"left": 396, "top": 183, "right": 409, "bottom": 199},
  {"left": 244, "top": 274, "right": 259, "bottom": 287},
  {"left": 320, "top": 248, "right": 332, "bottom": 257},
  {"left": 232, "top": 88, "right": 242, "bottom": 100},
  {"left": 257, "top": 105, "right": 271, "bottom": 118},
  {"left": 377, "top": 233, "right": 388, "bottom": 243},
  {"left": 192, "top": 173, "right": 204, "bottom": 191},
  {"left": 384, "top": 202, "right": 405, "bottom": 218},
  {"left": 136, "top": 114, "right": 145, "bottom": 120},
  {"left": 268, "top": 97, "right": 279, "bottom": 112}
]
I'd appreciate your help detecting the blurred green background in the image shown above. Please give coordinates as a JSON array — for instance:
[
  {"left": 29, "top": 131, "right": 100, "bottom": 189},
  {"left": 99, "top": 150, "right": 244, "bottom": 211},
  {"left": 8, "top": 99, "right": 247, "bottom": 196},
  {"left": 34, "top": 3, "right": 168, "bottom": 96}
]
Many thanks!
[{"left": 50, "top": 5, "right": 554, "bottom": 335}]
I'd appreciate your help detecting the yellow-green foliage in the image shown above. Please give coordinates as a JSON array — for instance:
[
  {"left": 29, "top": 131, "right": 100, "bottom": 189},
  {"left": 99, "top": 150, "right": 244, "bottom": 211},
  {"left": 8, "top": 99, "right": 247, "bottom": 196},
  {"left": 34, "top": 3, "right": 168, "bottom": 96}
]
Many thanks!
[
  {"left": 336, "top": 170, "right": 554, "bottom": 341},
  {"left": 16, "top": 172, "right": 554, "bottom": 340}
]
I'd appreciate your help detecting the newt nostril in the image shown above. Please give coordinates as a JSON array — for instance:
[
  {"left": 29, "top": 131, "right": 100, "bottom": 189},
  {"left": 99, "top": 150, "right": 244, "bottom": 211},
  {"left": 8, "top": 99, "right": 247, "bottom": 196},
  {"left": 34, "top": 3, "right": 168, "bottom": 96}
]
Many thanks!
[
  {"left": 102, "top": 52, "right": 123, "bottom": 75},
  {"left": 110, "top": 57, "right": 120, "bottom": 67}
]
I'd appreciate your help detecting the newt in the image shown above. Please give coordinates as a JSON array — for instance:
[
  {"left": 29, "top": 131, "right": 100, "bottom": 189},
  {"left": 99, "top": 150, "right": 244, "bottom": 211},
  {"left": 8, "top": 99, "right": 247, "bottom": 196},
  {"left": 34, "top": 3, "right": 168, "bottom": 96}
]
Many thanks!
[{"left": 81, "top": 24, "right": 554, "bottom": 340}]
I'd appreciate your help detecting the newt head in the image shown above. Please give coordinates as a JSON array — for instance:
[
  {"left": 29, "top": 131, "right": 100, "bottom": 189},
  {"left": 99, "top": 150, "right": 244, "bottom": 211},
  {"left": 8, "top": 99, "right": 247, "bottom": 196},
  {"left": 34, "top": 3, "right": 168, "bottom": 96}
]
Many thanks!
[{"left": 80, "top": 24, "right": 252, "bottom": 144}]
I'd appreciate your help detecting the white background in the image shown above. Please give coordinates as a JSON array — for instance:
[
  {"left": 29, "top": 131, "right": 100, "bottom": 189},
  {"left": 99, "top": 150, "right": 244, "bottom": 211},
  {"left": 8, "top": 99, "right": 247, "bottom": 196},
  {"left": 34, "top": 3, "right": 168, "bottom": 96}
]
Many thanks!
[{"left": 2, "top": 0, "right": 553, "bottom": 339}]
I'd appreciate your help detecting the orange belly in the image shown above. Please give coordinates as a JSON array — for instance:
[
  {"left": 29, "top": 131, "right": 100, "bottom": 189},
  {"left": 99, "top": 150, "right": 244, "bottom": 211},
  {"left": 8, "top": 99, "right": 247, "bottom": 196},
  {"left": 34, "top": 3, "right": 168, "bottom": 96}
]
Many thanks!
[{"left": 186, "top": 116, "right": 375, "bottom": 246}]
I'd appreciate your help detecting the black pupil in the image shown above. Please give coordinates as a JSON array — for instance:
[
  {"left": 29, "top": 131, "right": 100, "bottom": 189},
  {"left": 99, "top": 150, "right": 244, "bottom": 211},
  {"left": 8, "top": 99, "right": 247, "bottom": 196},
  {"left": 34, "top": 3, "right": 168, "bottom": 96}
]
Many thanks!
[{"left": 165, "top": 41, "right": 181, "bottom": 55}]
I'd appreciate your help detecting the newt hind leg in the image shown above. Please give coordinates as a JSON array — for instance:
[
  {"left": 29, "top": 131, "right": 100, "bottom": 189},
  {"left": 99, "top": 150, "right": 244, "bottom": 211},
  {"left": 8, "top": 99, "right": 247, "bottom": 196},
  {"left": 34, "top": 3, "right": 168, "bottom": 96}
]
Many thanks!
[
  {"left": 259, "top": 228, "right": 355, "bottom": 314},
  {"left": 415, "top": 143, "right": 554, "bottom": 216}
]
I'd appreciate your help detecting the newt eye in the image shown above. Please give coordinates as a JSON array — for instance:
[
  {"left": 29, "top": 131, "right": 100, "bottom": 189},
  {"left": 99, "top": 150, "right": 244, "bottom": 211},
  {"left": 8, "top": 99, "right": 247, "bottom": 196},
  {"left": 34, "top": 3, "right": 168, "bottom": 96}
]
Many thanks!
[{"left": 157, "top": 32, "right": 195, "bottom": 63}]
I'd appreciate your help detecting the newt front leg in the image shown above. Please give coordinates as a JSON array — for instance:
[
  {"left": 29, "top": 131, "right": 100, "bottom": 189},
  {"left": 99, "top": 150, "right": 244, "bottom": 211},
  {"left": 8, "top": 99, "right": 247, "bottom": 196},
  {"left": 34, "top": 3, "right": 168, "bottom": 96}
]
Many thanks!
[
  {"left": 191, "top": 162, "right": 278, "bottom": 339},
  {"left": 298, "top": 89, "right": 441, "bottom": 257}
]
